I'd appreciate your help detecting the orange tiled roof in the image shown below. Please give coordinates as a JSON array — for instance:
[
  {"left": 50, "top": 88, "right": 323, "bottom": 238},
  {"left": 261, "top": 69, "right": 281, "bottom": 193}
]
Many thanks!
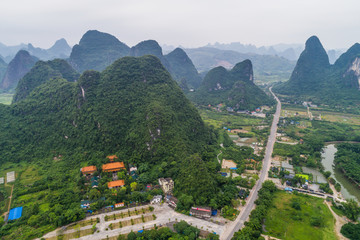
[
  {"left": 108, "top": 180, "right": 125, "bottom": 188},
  {"left": 81, "top": 166, "right": 97, "bottom": 174},
  {"left": 107, "top": 155, "right": 118, "bottom": 160},
  {"left": 102, "top": 162, "right": 125, "bottom": 172}
]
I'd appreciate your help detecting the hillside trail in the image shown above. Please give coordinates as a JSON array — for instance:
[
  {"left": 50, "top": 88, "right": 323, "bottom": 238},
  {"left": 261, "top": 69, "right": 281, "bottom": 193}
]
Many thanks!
[
  {"left": 2, "top": 185, "right": 14, "bottom": 217},
  {"left": 324, "top": 201, "right": 349, "bottom": 240}
]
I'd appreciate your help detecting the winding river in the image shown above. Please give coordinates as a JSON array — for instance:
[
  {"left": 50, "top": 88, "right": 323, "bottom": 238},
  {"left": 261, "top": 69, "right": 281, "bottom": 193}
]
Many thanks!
[{"left": 321, "top": 144, "right": 360, "bottom": 202}]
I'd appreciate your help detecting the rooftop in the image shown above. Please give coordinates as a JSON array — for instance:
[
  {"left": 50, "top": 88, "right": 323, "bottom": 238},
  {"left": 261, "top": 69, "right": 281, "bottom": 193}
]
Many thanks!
[
  {"left": 102, "top": 162, "right": 125, "bottom": 172},
  {"left": 81, "top": 166, "right": 97, "bottom": 173},
  {"left": 8, "top": 207, "right": 23, "bottom": 221},
  {"left": 107, "top": 155, "right": 118, "bottom": 161},
  {"left": 108, "top": 180, "right": 125, "bottom": 188}
]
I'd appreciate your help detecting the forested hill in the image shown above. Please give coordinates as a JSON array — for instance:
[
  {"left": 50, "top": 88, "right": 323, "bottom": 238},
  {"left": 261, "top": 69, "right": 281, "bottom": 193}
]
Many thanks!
[
  {"left": 164, "top": 48, "right": 202, "bottom": 89},
  {"left": 13, "top": 59, "right": 80, "bottom": 103},
  {"left": 0, "top": 57, "right": 7, "bottom": 82},
  {"left": 274, "top": 36, "right": 360, "bottom": 108},
  {"left": 68, "top": 30, "right": 201, "bottom": 90},
  {"left": 0, "top": 50, "right": 38, "bottom": 91},
  {"left": 188, "top": 59, "right": 274, "bottom": 110},
  {"left": 68, "top": 30, "right": 130, "bottom": 72},
  {"left": 0, "top": 55, "right": 214, "bottom": 168}
]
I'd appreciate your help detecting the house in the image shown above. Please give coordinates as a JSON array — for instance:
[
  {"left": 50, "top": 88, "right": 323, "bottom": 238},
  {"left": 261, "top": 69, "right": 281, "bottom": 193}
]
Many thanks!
[
  {"left": 190, "top": 206, "right": 212, "bottom": 219},
  {"left": 158, "top": 178, "right": 174, "bottom": 195},
  {"left": 81, "top": 200, "right": 91, "bottom": 209},
  {"left": 81, "top": 166, "right": 97, "bottom": 175},
  {"left": 115, "top": 202, "right": 125, "bottom": 208},
  {"left": 102, "top": 162, "right": 126, "bottom": 172},
  {"left": 107, "top": 155, "right": 118, "bottom": 162},
  {"left": 108, "top": 180, "right": 125, "bottom": 189},
  {"left": 166, "top": 195, "right": 178, "bottom": 208},
  {"left": 129, "top": 165, "right": 138, "bottom": 179},
  {"left": 151, "top": 195, "right": 163, "bottom": 204},
  {"left": 285, "top": 187, "right": 293, "bottom": 192}
]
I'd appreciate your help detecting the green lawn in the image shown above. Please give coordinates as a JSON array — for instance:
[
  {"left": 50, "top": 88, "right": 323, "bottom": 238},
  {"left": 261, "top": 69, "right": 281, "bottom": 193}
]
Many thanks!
[
  {"left": 0, "top": 93, "right": 13, "bottom": 105},
  {"left": 264, "top": 191, "right": 336, "bottom": 240}
]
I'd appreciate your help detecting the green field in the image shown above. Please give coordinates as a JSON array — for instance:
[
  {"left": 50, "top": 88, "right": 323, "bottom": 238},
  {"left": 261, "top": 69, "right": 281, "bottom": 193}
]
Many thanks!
[
  {"left": 264, "top": 191, "right": 336, "bottom": 240},
  {"left": 199, "top": 108, "right": 266, "bottom": 129},
  {"left": 0, "top": 93, "right": 13, "bottom": 105}
]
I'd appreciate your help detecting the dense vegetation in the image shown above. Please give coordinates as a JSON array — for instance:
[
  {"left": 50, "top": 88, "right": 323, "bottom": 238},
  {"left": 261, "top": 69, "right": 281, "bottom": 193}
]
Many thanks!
[
  {"left": 118, "top": 220, "right": 218, "bottom": 240},
  {"left": 335, "top": 143, "right": 360, "bottom": 184},
  {"left": 13, "top": 59, "right": 80, "bottom": 102},
  {"left": 188, "top": 60, "right": 274, "bottom": 110},
  {"left": 69, "top": 30, "right": 130, "bottom": 72},
  {"left": 341, "top": 223, "right": 360, "bottom": 240},
  {"left": 232, "top": 181, "right": 277, "bottom": 240},
  {"left": 274, "top": 36, "right": 360, "bottom": 109}
]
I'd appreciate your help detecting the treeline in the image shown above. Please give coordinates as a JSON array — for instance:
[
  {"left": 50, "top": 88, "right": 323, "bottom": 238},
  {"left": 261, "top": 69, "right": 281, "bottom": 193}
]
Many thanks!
[
  {"left": 335, "top": 143, "right": 360, "bottom": 184},
  {"left": 232, "top": 181, "right": 277, "bottom": 240}
]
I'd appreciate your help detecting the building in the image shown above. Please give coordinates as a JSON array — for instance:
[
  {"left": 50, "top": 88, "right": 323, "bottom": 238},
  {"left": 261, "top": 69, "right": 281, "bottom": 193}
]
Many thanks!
[
  {"left": 108, "top": 180, "right": 125, "bottom": 189},
  {"left": 166, "top": 195, "right": 178, "bottom": 208},
  {"left": 115, "top": 202, "right": 125, "bottom": 208},
  {"left": 102, "top": 162, "right": 126, "bottom": 172},
  {"left": 151, "top": 195, "right": 163, "bottom": 204},
  {"left": 81, "top": 200, "right": 91, "bottom": 209},
  {"left": 107, "top": 155, "right": 118, "bottom": 162},
  {"left": 190, "top": 206, "right": 212, "bottom": 219},
  {"left": 91, "top": 176, "right": 99, "bottom": 188},
  {"left": 81, "top": 166, "right": 97, "bottom": 175},
  {"left": 158, "top": 178, "right": 174, "bottom": 195}
]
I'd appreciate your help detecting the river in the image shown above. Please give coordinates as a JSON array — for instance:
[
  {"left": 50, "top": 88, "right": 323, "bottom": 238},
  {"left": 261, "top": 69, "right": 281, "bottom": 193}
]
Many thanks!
[{"left": 321, "top": 144, "right": 360, "bottom": 202}]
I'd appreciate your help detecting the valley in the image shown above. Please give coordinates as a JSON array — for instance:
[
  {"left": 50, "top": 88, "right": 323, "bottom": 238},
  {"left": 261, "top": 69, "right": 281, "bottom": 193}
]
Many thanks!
[{"left": 0, "top": 28, "right": 360, "bottom": 240}]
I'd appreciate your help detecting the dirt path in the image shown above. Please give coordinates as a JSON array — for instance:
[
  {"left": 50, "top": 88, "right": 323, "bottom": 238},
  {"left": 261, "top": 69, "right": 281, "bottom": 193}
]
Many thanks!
[
  {"left": 2, "top": 185, "right": 14, "bottom": 217},
  {"left": 325, "top": 201, "right": 349, "bottom": 240}
]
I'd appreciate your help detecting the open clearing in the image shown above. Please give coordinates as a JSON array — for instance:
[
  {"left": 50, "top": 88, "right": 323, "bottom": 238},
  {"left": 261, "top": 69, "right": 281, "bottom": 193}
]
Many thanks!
[{"left": 264, "top": 191, "right": 336, "bottom": 240}]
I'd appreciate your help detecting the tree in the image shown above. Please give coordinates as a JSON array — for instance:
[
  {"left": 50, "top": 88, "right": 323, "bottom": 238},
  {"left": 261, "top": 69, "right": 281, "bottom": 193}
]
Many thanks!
[
  {"left": 342, "top": 199, "right": 360, "bottom": 221},
  {"left": 27, "top": 215, "right": 42, "bottom": 227},
  {"left": 130, "top": 182, "right": 138, "bottom": 192}
]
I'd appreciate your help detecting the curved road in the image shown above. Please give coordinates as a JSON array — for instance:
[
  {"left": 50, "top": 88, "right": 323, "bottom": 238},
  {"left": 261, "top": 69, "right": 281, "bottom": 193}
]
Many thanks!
[{"left": 221, "top": 87, "right": 281, "bottom": 240}]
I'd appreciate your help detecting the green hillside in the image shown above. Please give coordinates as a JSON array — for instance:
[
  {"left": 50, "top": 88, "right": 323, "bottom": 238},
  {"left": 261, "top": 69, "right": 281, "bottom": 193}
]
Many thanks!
[
  {"left": 1, "top": 55, "right": 212, "bottom": 165},
  {"left": 188, "top": 59, "right": 274, "bottom": 110},
  {"left": 13, "top": 59, "right": 79, "bottom": 103}
]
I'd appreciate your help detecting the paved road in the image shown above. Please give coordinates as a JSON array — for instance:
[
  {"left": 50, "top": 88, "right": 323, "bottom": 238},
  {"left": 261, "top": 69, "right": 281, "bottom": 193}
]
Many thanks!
[{"left": 221, "top": 87, "right": 281, "bottom": 240}]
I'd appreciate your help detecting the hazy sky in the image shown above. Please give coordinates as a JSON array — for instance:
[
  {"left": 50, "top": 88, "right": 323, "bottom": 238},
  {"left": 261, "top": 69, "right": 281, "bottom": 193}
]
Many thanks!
[{"left": 1, "top": 0, "right": 359, "bottom": 49}]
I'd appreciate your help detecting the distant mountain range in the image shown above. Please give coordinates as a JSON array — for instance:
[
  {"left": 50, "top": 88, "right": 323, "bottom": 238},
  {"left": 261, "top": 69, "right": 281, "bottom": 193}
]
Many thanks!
[
  {"left": 0, "top": 39, "right": 72, "bottom": 63},
  {"left": 274, "top": 36, "right": 360, "bottom": 109},
  {"left": 184, "top": 47, "right": 296, "bottom": 83}
]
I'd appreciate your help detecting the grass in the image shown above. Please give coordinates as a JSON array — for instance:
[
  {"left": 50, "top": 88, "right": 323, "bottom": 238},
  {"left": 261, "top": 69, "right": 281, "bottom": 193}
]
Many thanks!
[
  {"left": 104, "top": 207, "right": 151, "bottom": 221},
  {"left": 331, "top": 206, "right": 345, "bottom": 217},
  {"left": 198, "top": 108, "right": 265, "bottom": 129},
  {"left": 19, "top": 165, "right": 42, "bottom": 186},
  {"left": 0, "top": 93, "right": 13, "bottom": 105},
  {"left": 264, "top": 191, "right": 336, "bottom": 240}
]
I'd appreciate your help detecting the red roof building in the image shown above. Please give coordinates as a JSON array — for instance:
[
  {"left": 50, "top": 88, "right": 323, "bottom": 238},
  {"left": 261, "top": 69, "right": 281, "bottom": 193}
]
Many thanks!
[
  {"left": 81, "top": 166, "right": 97, "bottom": 175},
  {"left": 108, "top": 180, "right": 125, "bottom": 189},
  {"left": 102, "top": 162, "right": 125, "bottom": 172}
]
